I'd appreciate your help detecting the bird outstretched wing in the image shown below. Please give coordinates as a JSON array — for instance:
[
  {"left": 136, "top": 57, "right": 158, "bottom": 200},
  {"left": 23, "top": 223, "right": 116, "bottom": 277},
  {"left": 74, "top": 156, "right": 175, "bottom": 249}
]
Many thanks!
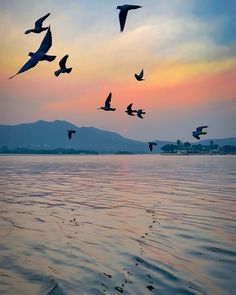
[
  {"left": 196, "top": 126, "right": 208, "bottom": 132},
  {"left": 119, "top": 9, "right": 128, "bottom": 32},
  {"left": 105, "top": 92, "right": 112, "bottom": 108},
  {"left": 192, "top": 133, "right": 200, "bottom": 140},
  {"left": 36, "top": 27, "right": 53, "bottom": 54},
  {"left": 148, "top": 143, "right": 153, "bottom": 151},
  {"left": 35, "top": 13, "right": 50, "bottom": 28},
  {"left": 67, "top": 130, "right": 76, "bottom": 140},
  {"left": 129, "top": 5, "right": 142, "bottom": 10},
  {"left": 127, "top": 103, "right": 133, "bottom": 112},
  {"left": 148, "top": 142, "right": 157, "bottom": 152},
  {"left": 137, "top": 113, "right": 143, "bottom": 119},
  {"left": 139, "top": 69, "right": 144, "bottom": 78},
  {"left": 59, "top": 55, "right": 69, "bottom": 69},
  {"left": 9, "top": 57, "right": 38, "bottom": 79}
]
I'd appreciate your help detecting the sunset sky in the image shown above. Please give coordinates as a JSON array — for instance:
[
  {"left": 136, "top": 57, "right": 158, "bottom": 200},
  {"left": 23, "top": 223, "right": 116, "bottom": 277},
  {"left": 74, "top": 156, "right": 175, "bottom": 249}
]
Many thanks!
[{"left": 1, "top": 0, "right": 236, "bottom": 141}]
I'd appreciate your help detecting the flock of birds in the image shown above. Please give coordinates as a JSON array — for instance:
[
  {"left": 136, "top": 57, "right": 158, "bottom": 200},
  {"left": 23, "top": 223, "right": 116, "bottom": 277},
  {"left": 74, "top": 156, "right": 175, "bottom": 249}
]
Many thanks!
[{"left": 9, "top": 5, "right": 208, "bottom": 152}]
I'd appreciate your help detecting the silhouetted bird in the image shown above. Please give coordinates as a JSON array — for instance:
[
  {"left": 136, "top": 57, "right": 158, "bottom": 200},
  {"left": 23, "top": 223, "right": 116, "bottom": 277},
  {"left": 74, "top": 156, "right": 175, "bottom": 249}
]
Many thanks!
[
  {"left": 126, "top": 103, "right": 137, "bottom": 116},
  {"left": 54, "top": 55, "right": 72, "bottom": 77},
  {"left": 25, "top": 13, "right": 50, "bottom": 34},
  {"left": 9, "top": 27, "right": 56, "bottom": 79},
  {"left": 116, "top": 5, "right": 142, "bottom": 32},
  {"left": 135, "top": 69, "right": 144, "bottom": 81},
  {"left": 67, "top": 130, "right": 76, "bottom": 140},
  {"left": 192, "top": 126, "right": 208, "bottom": 140},
  {"left": 98, "top": 92, "right": 116, "bottom": 111},
  {"left": 148, "top": 142, "right": 157, "bottom": 152},
  {"left": 136, "top": 109, "right": 146, "bottom": 119}
]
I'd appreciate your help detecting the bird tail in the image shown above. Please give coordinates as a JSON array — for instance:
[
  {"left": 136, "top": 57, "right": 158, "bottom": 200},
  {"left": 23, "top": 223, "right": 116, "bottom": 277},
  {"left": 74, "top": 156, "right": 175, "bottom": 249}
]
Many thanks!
[
  {"left": 42, "top": 55, "right": 56, "bottom": 62},
  {"left": 54, "top": 70, "right": 61, "bottom": 77},
  {"left": 66, "top": 68, "right": 72, "bottom": 74},
  {"left": 201, "top": 132, "right": 207, "bottom": 135}
]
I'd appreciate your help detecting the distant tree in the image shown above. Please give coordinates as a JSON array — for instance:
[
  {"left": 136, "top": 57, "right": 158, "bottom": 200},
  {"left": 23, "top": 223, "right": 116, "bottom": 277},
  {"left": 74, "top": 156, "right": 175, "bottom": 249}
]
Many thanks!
[
  {"left": 184, "top": 142, "right": 191, "bottom": 151},
  {"left": 191, "top": 144, "right": 203, "bottom": 152},
  {"left": 176, "top": 139, "right": 182, "bottom": 149},
  {"left": 161, "top": 144, "right": 177, "bottom": 153},
  {"left": 207, "top": 140, "right": 219, "bottom": 151},
  {"left": 0, "top": 146, "right": 9, "bottom": 152},
  {"left": 176, "top": 139, "right": 181, "bottom": 145},
  {"left": 222, "top": 145, "right": 236, "bottom": 154}
]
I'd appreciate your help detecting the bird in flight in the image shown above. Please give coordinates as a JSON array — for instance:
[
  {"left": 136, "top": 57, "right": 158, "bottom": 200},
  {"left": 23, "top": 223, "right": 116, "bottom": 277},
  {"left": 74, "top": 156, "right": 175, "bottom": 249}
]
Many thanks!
[
  {"left": 116, "top": 4, "right": 142, "bottom": 32},
  {"left": 67, "top": 130, "right": 76, "bottom": 140},
  {"left": 25, "top": 13, "right": 50, "bottom": 34},
  {"left": 192, "top": 126, "right": 208, "bottom": 140},
  {"left": 98, "top": 92, "right": 116, "bottom": 111},
  {"left": 9, "top": 27, "right": 56, "bottom": 79},
  {"left": 126, "top": 103, "right": 137, "bottom": 116},
  {"left": 54, "top": 55, "right": 72, "bottom": 77},
  {"left": 148, "top": 142, "right": 157, "bottom": 152},
  {"left": 135, "top": 69, "right": 144, "bottom": 81},
  {"left": 136, "top": 109, "right": 146, "bottom": 119}
]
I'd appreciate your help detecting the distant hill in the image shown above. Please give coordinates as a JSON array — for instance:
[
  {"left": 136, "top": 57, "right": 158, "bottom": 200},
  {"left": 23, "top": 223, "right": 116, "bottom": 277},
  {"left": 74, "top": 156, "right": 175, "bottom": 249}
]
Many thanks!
[
  {"left": 0, "top": 120, "right": 148, "bottom": 153},
  {"left": 0, "top": 120, "right": 235, "bottom": 153}
]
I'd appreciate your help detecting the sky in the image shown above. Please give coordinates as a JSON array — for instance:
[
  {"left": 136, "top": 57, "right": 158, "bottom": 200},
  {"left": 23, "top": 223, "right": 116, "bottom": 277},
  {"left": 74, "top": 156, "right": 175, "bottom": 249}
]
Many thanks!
[{"left": 0, "top": 0, "right": 236, "bottom": 141}]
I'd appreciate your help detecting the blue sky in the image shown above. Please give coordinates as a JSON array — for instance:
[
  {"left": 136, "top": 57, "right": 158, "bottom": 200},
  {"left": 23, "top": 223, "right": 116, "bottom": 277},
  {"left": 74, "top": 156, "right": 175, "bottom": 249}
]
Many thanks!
[{"left": 0, "top": 0, "right": 235, "bottom": 141}]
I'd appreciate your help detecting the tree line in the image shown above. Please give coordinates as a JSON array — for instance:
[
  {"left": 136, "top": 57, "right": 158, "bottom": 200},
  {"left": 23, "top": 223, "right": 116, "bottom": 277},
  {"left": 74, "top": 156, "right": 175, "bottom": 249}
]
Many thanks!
[{"left": 161, "top": 140, "right": 236, "bottom": 154}]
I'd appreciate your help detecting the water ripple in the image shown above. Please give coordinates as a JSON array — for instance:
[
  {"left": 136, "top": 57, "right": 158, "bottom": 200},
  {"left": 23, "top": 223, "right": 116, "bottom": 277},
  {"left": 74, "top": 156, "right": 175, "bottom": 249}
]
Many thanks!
[{"left": 0, "top": 155, "right": 235, "bottom": 294}]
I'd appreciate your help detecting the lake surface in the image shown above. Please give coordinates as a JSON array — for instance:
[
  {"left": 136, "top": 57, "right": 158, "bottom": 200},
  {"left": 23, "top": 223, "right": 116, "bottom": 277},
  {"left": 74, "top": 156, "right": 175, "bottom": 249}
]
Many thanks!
[{"left": 0, "top": 155, "right": 235, "bottom": 295}]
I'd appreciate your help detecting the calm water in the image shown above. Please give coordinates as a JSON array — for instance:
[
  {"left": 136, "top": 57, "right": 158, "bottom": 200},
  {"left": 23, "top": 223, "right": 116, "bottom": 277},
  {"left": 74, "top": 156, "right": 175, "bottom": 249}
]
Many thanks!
[{"left": 0, "top": 155, "right": 235, "bottom": 295}]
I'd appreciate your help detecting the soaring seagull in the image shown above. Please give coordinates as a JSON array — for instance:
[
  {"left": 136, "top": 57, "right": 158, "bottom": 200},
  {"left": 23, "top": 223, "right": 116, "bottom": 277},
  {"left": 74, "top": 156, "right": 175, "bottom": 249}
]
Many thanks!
[
  {"left": 135, "top": 69, "right": 144, "bottom": 81},
  {"left": 126, "top": 103, "right": 137, "bottom": 116},
  {"left": 67, "top": 130, "right": 76, "bottom": 140},
  {"left": 54, "top": 55, "right": 72, "bottom": 77},
  {"left": 98, "top": 92, "right": 116, "bottom": 111},
  {"left": 136, "top": 109, "right": 146, "bottom": 119},
  {"left": 25, "top": 13, "right": 50, "bottom": 34},
  {"left": 148, "top": 142, "right": 157, "bottom": 152},
  {"left": 116, "top": 5, "right": 142, "bottom": 32},
  {"left": 9, "top": 27, "right": 56, "bottom": 79},
  {"left": 192, "top": 126, "right": 208, "bottom": 140}
]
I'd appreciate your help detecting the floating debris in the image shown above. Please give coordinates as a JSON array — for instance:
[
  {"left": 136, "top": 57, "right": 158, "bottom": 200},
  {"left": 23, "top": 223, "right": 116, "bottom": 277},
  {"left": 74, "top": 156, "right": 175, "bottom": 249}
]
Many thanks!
[
  {"left": 136, "top": 257, "right": 144, "bottom": 263},
  {"left": 35, "top": 217, "right": 45, "bottom": 223},
  {"left": 146, "top": 285, "right": 155, "bottom": 291},
  {"left": 115, "top": 286, "right": 123, "bottom": 293}
]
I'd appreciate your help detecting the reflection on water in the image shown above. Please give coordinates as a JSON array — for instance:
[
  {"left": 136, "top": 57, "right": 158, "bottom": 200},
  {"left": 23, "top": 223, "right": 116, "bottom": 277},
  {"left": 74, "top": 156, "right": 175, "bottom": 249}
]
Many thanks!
[{"left": 0, "top": 155, "right": 235, "bottom": 295}]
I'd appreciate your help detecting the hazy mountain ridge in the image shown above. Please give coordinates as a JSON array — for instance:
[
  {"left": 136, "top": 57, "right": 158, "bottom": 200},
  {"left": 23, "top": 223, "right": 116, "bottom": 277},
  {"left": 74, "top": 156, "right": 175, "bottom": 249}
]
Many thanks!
[
  {"left": 0, "top": 120, "right": 235, "bottom": 153},
  {"left": 0, "top": 120, "right": 147, "bottom": 153}
]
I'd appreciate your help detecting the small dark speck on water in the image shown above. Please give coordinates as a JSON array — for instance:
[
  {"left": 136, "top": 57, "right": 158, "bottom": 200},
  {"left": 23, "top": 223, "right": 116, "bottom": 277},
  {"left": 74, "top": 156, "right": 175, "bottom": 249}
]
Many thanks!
[
  {"left": 136, "top": 257, "right": 144, "bottom": 263},
  {"left": 147, "top": 285, "right": 155, "bottom": 291},
  {"left": 115, "top": 286, "right": 123, "bottom": 293}
]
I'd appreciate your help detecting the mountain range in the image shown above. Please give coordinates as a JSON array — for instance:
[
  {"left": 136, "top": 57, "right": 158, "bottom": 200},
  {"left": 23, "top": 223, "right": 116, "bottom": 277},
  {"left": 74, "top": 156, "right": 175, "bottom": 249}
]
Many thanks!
[{"left": 0, "top": 120, "right": 235, "bottom": 153}]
